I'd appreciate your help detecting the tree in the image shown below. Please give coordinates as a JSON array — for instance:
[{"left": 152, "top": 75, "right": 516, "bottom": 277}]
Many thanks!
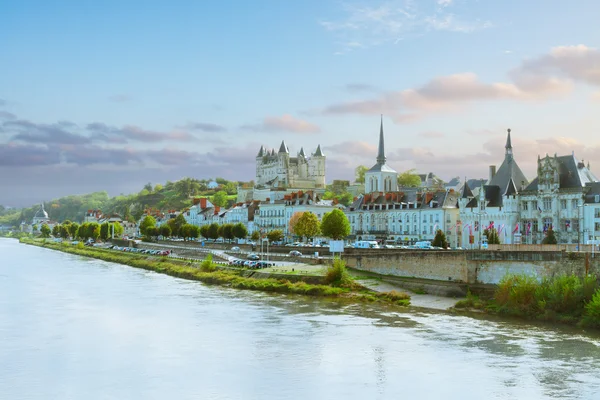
[
  {"left": 543, "top": 227, "right": 558, "bottom": 245},
  {"left": 143, "top": 182, "right": 153, "bottom": 193},
  {"left": 398, "top": 169, "right": 422, "bottom": 188},
  {"left": 294, "top": 212, "right": 320, "bottom": 242},
  {"left": 320, "top": 209, "right": 351, "bottom": 240},
  {"left": 251, "top": 231, "right": 260, "bottom": 241},
  {"left": 100, "top": 222, "right": 110, "bottom": 241},
  {"left": 432, "top": 229, "right": 449, "bottom": 249},
  {"left": 146, "top": 226, "right": 159, "bottom": 239},
  {"left": 40, "top": 224, "right": 51, "bottom": 238},
  {"left": 232, "top": 223, "right": 248, "bottom": 241},
  {"left": 111, "top": 223, "right": 124, "bottom": 238},
  {"left": 52, "top": 225, "right": 60, "bottom": 237},
  {"left": 32, "top": 224, "right": 38, "bottom": 232},
  {"left": 288, "top": 212, "right": 303, "bottom": 238},
  {"left": 222, "top": 224, "right": 234, "bottom": 242},
  {"left": 207, "top": 223, "right": 219, "bottom": 240},
  {"left": 168, "top": 214, "right": 187, "bottom": 238},
  {"left": 160, "top": 225, "right": 172, "bottom": 238},
  {"left": 355, "top": 165, "right": 368, "bottom": 183},
  {"left": 267, "top": 229, "right": 284, "bottom": 243},
  {"left": 200, "top": 225, "right": 209, "bottom": 239},
  {"left": 211, "top": 191, "right": 229, "bottom": 207},
  {"left": 487, "top": 227, "right": 500, "bottom": 245},
  {"left": 69, "top": 223, "right": 79, "bottom": 239},
  {"left": 59, "top": 224, "right": 71, "bottom": 239},
  {"left": 139, "top": 215, "right": 156, "bottom": 237},
  {"left": 187, "top": 224, "right": 200, "bottom": 240}
]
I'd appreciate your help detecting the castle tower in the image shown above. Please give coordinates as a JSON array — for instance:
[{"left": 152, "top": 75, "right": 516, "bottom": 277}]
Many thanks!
[
  {"left": 310, "top": 145, "right": 326, "bottom": 188},
  {"left": 365, "top": 116, "right": 398, "bottom": 194}
]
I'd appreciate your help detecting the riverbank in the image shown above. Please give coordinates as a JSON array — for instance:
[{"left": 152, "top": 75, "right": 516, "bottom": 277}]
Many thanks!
[{"left": 20, "top": 238, "right": 411, "bottom": 306}]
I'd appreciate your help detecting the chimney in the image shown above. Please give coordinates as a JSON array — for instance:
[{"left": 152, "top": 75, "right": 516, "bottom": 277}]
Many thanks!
[
  {"left": 200, "top": 198, "right": 207, "bottom": 209},
  {"left": 489, "top": 165, "right": 496, "bottom": 182}
]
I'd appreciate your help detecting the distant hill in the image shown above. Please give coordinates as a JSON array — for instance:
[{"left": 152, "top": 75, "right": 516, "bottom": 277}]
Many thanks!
[{"left": 0, "top": 177, "right": 247, "bottom": 227}]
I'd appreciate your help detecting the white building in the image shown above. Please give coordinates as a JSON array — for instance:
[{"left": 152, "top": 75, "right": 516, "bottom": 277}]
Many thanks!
[{"left": 346, "top": 118, "right": 460, "bottom": 244}]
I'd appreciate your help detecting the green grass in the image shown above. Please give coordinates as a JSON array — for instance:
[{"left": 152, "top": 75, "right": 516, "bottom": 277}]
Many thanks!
[{"left": 20, "top": 238, "right": 410, "bottom": 306}]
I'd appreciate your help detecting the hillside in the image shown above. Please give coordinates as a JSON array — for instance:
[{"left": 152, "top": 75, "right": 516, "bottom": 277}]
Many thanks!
[{"left": 0, "top": 177, "right": 245, "bottom": 227}]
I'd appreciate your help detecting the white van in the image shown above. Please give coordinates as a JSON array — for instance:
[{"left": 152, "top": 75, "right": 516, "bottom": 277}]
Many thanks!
[
  {"left": 354, "top": 240, "right": 380, "bottom": 249},
  {"left": 414, "top": 241, "right": 432, "bottom": 249}
]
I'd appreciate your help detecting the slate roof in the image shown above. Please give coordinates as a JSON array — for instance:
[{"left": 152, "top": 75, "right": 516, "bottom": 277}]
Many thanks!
[
  {"left": 524, "top": 154, "right": 598, "bottom": 191},
  {"left": 461, "top": 181, "right": 474, "bottom": 198},
  {"left": 347, "top": 190, "right": 455, "bottom": 211},
  {"left": 278, "top": 140, "right": 289, "bottom": 153},
  {"left": 488, "top": 157, "right": 528, "bottom": 191},
  {"left": 314, "top": 145, "right": 324, "bottom": 157},
  {"left": 505, "top": 178, "right": 518, "bottom": 196}
]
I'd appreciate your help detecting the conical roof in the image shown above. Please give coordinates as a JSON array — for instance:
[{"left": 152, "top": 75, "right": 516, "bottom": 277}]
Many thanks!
[
  {"left": 504, "top": 178, "right": 518, "bottom": 196},
  {"left": 461, "top": 181, "right": 474, "bottom": 198},
  {"left": 278, "top": 140, "right": 289, "bottom": 153},
  {"left": 377, "top": 115, "right": 386, "bottom": 164},
  {"left": 257, "top": 145, "right": 265, "bottom": 157},
  {"left": 314, "top": 144, "right": 324, "bottom": 157},
  {"left": 299, "top": 147, "right": 306, "bottom": 157}
]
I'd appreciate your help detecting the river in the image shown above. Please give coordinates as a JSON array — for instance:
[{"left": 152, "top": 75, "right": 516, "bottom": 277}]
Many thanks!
[{"left": 2, "top": 238, "right": 600, "bottom": 399}]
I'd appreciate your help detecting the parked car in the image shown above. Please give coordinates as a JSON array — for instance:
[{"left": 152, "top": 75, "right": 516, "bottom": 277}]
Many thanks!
[
  {"left": 247, "top": 253, "right": 260, "bottom": 261},
  {"left": 231, "top": 246, "right": 240, "bottom": 251},
  {"left": 288, "top": 250, "right": 302, "bottom": 257}
]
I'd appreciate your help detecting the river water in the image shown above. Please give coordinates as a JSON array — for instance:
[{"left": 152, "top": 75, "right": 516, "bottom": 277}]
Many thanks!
[{"left": 2, "top": 238, "right": 600, "bottom": 400}]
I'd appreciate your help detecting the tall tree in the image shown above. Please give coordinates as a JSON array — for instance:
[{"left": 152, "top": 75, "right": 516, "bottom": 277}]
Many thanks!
[
  {"left": 232, "top": 223, "right": 248, "bottom": 240},
  {"left": 294, "top": 212, "right": 320, "bottom": 242},
  {"left": 139, "top": 215, "right": 156, "bottom": 237},
  {"left": 211, "top": 191, "right": 229, "bottom": 207},
  {"left": 160, "top": 225, "right": 172, "bottom": 238},
  {"left": 288, "top": 212, "right": 304, "bottom": 238},
  {"left": 355, "top": 165, "right": 368, "bottom": 183},
  {"left": 207, "top": 223, "right": 219, "bottom": 240},
  {"left": 543, "top": 227, "right": 558, "bottom": 245},
  {"left": 320, "top": 209, "right": 350, "bottom": 240}
]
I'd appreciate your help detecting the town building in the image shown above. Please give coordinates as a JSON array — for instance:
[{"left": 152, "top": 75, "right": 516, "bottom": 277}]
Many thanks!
[{"left": 346, "top": 118, "right": 460, "bottom": 244}]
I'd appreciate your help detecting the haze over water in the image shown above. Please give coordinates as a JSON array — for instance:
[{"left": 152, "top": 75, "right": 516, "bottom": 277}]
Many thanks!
[{"left": 2, "top": 238, "right": 600, "bottom": 399}]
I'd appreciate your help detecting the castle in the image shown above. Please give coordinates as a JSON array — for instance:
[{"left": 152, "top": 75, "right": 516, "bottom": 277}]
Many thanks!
[
  {"left": 255, "top": 140, "right": 326, "bottom": 189},
  {"left": 238, "top": 140, "right": 326, "bottom": 202}
]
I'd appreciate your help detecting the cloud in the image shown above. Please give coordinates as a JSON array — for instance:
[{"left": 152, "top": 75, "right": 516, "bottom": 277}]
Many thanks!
[
  {"left": 320, "top": 45, "right": 599, "bottom": 122},
  {"left": 320, "top": 0, "right": 492, "bottom": 53},
  {"left": 324, "top": 141, "right": 377, "bottom": 157},
  {"left": 242, "top": 114, "right": 320, "bottom": 134},
  {"left": 108, "top": 94, "right": 132, "bottom": 102},
  {"left": 86, "top": 122, "right": 195, "bottom": 142},
  {"left": 344, "top": 83, "right": 378, "bottom": 92},
  {"left": 418, "top": 131, "right": 444, "bottom": 138},
  {"left": 593, "top": 91, "right": 600, "bottom": 101},
  {"left": 61, "top": 145, "right": 143, "bottom": 166},
  {"left": 0, "top": 111, "right": 17, "bottom": 120},
  {"left": 182, "top": 122, "right": 226, "bottom": 133},
  {"left": 0, "top": 143, "right": 60, "bottom": 166},
  {"left": 4, "top": 119, "right": 92, "bottom": 145},
  {"left": 0, "top": 99, "right": 6, "bottom": 107}
]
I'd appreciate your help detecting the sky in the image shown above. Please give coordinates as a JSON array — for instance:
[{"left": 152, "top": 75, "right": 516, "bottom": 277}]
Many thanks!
[{"left": 1, "top": 0, "right": 599, "bottom": 207}]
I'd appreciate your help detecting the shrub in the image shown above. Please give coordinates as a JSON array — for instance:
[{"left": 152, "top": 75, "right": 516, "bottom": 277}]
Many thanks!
[
  {"left": 324, "top": 257, "right": 351, "bottom": 286},
  {"left": 495, "top": 274, "right": 541, "bottom": 318},
  {"left": 200, "top": 254, "right": 217, "bottom": 272},
  {"left": 582, "top": 290, "right": 600, "bottom": 328}
]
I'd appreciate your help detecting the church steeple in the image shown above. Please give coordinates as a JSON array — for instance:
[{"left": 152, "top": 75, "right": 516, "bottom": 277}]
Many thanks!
[
  {"left": 505, "top": 128, "right": 513, "bottom": 161},
  {"left": 376, "top": 115, "right": 386, "bottom": 165}
]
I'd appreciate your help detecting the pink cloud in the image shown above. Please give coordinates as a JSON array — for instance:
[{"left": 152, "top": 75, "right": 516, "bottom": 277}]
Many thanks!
[{"left": 243, "top": 114, "right": 320, "bottom": 134}]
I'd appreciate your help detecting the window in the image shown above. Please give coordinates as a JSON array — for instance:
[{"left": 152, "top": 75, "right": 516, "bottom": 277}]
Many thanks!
[
  {"left": 523, "top": 201, "right": 529, "bottom": 211},
  {"left": 572, "top": 199, "right": 578, "bottom": 209},
  {"left": 533, "top": 220, "right": 539, "bottom": 232},
  {"left": 543, "top": 218, "right": 552, "bottom": 232},
  {"left": 573, "top": 219, "right": 579, "bottom": 231},
  {"left": 560, "top": 200, "right": 567, "bottom": 210},
  {"left": 543, "top": 198, "right": 552, "bottom": 211},
  {"left": 595, "top": 209, "right": 600, "bottom": 219},
  {"left": 429, "top": 215, "right": 433, "bottom": 223},
  {"left": 596, "top": 222, "right": 600, "bottom": 232}
]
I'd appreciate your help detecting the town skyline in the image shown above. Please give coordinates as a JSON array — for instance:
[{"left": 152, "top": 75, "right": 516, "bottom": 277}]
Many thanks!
[{"left": 1, "top": 0, "right": 599, "bottom": 207}]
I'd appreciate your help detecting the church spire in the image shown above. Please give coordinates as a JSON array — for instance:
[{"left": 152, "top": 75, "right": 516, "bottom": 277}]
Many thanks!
[
  {"left": 505, "top": 128, "right": 513, "bottom": 161},
  {"left": 376, "top": 115, "right": 386, "bottom": 164}
]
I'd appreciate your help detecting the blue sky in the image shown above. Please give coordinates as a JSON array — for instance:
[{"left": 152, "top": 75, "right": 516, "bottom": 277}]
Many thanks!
[{"left": 1, "top": 0, "right": 599, "bottom": 206}]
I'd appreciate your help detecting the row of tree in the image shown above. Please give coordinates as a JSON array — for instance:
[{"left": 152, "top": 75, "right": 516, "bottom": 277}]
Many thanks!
[{"left": 40, "top": 220, "right": 124, "bottom": 241}]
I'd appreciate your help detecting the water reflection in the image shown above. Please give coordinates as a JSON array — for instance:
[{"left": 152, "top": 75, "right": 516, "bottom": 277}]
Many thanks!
[{"left": 2, "top": 239, "right": 600, "bottom": 400}]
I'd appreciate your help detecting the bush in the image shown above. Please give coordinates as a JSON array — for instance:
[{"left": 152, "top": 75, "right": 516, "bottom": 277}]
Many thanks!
[
  {"left": 495, "top": 274, "right": 542, "bottom": 318},
  {"left": 582, "top": 290, "right": 600, "bottom": 328},
  {"left": 324, "top": 257, "right": 351, "bottom": 286},
  {"left": 200, "top": 254, "right": 217, "bottom": 272}
]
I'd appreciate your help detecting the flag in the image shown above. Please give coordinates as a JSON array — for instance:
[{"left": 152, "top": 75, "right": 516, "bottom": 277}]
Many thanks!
[
  {"left": 513, "top": 223, "right": 519, "bottom": 233},
  {"left": 543, "top": 224, "right": 548, "bottom": 233},
  {"left": 488, "top": 221, "right": 495, "bottom": 230},
  {"left": 566, "top": 220, "right": 571, "bottom": 228},
  {"left": 526, "top": 222, "right": 531, "bottom": 234},
  {"left": 498, "top": 224, "right": 504, "bottom": 235},
  {"left": 537, "top": 204, "right": 542, "bottom": 212}
]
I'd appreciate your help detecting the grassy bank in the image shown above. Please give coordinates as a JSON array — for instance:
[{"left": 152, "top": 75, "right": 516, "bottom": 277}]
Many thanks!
[
  {"left": 454, "top": 274, "right": 600, "bottom": 329},
  {"left": 20, "top": 238, "right": 410, "bottom": 306}
]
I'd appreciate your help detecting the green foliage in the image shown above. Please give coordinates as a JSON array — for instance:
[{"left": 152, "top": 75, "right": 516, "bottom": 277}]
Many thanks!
[
  {"left": 267, "top": 229, "right": 284, "bottom": 243},
  {"left": 542, "top": 227, "right": 558, "bottom": 245},
  {"left": 40, "top": 223, "right": 51, "bottom": 238},
  {"left": 146, "top": 226, "right": 159, "bottom": 238},
  {"left": 377, "top": 290, "right": 411, "bottom": 306},
  {"left": 180, "top": 224, "right": 200, "bottom": 241},
  {"left": 354, "top": 165, "right": 367, "bottom": 184},
  {"left": 293, "top": 212, "right": 320, "bottom": 241},
  {"left": 485, "top": 227, "right": 501, "bottom": 245},
  {"left": 200, "top": 254, "right": 217, "bottom": 272},
  {"left": 583, "top": 291, "right": 600, "bottom": 328},
  {"left": 139, "top": 215, "right": 156, "bottom": 237},
  {"left": 232, "top": 223, "right": 248, "bottom": 240},
  {"left": 320, "top": 209, "right": 350, "bottom": 240},
  {"left": 251, "top": 231, "right": 260, "bottom": 241},
  {"left": 200, "top": 225, "right": 209, "bottom": 239},
  {"left": 160, "top": 225, "right": 172, "bottom": 237},
  {"left": 207, "top": 223, "right": 219, "bottom": 240},
  {"left": 324, "top": 257, "right": 351, "bottom": 286},
  {"left": 454, "top": 290, "right": 485, "bottom": 310},
  {"left": 398, "top": 169, "right": 422, "bottom": 188},
  {"left": 222, "top": 224, "right": 234, "bottom": 242},
  {"left": 211, "top": 191, "right": 229, "bottom": 207},
  {"left": 432, "top": 229, "right": 448, "bottom": 249},
  {"left": 495, "top": 274, "right": 600, "bottom": 322}
]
